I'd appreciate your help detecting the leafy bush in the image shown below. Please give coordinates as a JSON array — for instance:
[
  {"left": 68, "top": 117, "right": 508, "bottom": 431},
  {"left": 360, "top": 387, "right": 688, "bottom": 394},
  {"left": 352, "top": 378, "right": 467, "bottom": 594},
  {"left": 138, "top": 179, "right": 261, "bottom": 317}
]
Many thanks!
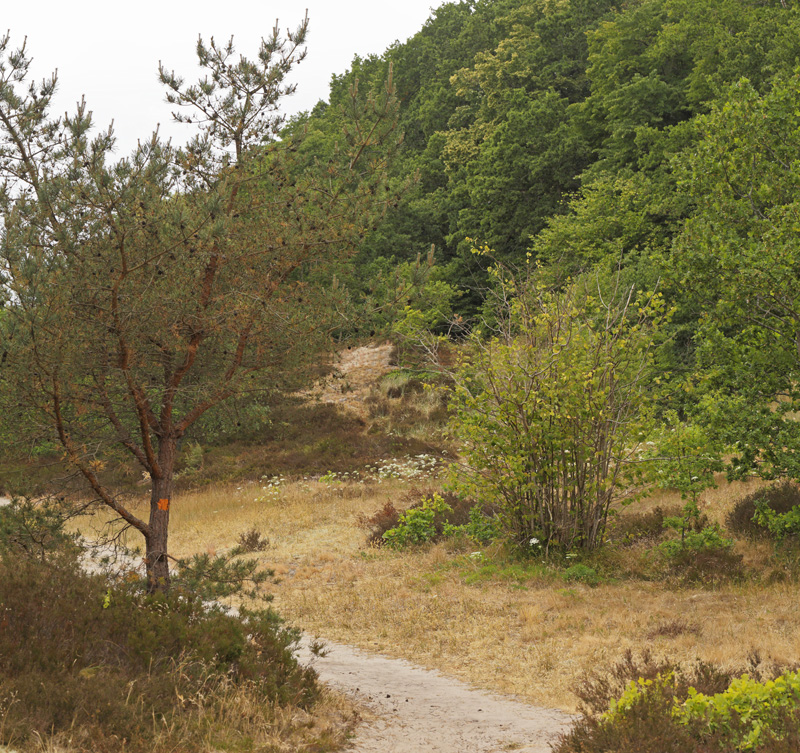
[
  {"left": 660, "top": 524, "right": 734, "bottom": 558},
  {"left": 359, "top": 490, "right": 499, "bottom": 548},
  {"left": 562, "top": 563, "right": 601, "bottom": 586},
  {"left": 450, "top": 273, "right": 660, "bottom": 552},
  {"left": 727, "top": 481, "right": 800, "bottom": 539},
  {"left": 658, "top": 524, "right": 743, "bottom": 584},
  {"left": 451, "top": 504, "right": 503, "bottom": 545},
  {"left": 646, "top": 413, "right": 723, "bottom": 512},
  {"left": 661, "top": 498, "right": 711, "bottom": 541},
  {"left": 555, "top": 650, "right": 800, "bottom": 753},
  {"left": 176, "top": 440, "right": 204, "bottom": 475},
  {"left": 676, "top": 672, "right": 800, "bottom": 750},
  {"left": 753, "top": 499, "right": 800, "bottom": 542},
  {"left": 383, "top": 493, "right": 452, "bottom": 548},
  {"left": 655, "top": 501, "right": 744, "bottom": 584}
]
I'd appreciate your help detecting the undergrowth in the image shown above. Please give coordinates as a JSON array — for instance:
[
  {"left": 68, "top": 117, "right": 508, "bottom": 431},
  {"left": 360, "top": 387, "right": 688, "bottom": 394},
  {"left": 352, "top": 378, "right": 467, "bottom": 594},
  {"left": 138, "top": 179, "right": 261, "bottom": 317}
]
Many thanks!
[
  {"left": 0, "top": 500, "right": 343, "bottom": 753},
  {"left": 727, "top": 481, "right": 800, "bottom": 540},
  {"left": 555, "top": 649, "right": 800, "bottom": 752}
]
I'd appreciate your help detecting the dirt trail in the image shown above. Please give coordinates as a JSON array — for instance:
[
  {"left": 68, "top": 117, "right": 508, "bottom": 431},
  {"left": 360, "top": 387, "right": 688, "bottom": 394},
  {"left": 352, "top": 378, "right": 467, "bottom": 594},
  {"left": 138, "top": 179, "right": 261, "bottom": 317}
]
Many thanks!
[
  {"left": 299, "top": 637, "right": 574, "bottom": 753},
  {"left": 62, "top": 541, "right": 576, "bottom": 752},
  {"left": 298, "top": 344, "right": 574, "bottom": 750}
]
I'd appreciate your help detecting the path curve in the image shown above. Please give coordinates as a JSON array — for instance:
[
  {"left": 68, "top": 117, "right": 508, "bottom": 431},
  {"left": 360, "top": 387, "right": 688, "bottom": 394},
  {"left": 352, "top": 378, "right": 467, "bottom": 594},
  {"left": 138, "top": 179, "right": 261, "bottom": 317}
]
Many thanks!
[{"left": 298, "top": 637, "right": 574, "bottom": 753}]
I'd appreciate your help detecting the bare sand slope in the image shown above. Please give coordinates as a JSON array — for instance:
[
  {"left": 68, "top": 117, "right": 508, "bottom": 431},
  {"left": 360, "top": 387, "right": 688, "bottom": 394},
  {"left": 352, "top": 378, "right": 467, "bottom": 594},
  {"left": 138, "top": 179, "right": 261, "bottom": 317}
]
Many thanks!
[{"left": 299, "top": 637, "right": 574, "bottom": 753}]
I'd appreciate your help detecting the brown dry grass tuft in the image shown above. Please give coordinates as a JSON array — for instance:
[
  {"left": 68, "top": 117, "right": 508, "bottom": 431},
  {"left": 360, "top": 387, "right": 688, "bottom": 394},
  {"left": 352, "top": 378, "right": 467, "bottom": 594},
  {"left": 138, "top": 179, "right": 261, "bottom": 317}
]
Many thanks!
[
  {"left": 14, "top": 688, "right": 361, "bottom": 753},
  {"left": 80, "top": 472, "right": 800, "bottom": 714}
]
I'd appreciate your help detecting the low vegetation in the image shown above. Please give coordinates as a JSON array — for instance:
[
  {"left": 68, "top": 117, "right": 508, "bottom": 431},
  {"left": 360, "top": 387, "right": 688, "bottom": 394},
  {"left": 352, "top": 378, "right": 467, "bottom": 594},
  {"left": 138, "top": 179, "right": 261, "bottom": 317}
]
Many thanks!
[
  {"left": 554, "top": 650, "right": 800, "bottom": 753},
  {"left": 0, "top": 501, "right": 356, "bottom": 753},
  {"left": 5, "top": 351, "right": 800, "bottom": 748},
  {"left": 78, "top": 453, "right": 789, "bottom": 714}
]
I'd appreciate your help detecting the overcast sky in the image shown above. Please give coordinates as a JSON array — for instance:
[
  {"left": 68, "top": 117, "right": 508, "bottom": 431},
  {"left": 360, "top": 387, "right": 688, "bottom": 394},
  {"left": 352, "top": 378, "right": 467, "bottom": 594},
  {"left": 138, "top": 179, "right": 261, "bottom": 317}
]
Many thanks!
[{"left": 5, "top": 0, "right": 448, "bottom": 154}]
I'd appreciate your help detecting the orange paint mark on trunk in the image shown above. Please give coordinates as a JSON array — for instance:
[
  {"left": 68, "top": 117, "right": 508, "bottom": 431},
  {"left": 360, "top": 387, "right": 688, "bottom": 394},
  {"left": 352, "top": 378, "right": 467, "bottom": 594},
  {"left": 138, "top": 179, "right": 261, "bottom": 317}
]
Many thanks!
[{"left": 158, "top": 498, "right": 170, "bottom": 511}]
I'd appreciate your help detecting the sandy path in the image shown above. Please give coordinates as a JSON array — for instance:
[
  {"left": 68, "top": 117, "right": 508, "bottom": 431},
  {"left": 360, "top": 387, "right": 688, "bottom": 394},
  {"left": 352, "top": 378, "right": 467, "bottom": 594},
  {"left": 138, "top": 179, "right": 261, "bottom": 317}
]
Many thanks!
[{"left": 298, "top": 637, "right": 573, "bottom": 753}]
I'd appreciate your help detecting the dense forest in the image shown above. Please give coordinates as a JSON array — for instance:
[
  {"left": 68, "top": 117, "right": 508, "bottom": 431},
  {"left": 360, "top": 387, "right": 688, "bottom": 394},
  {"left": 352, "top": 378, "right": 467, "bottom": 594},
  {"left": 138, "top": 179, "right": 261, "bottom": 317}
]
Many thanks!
[
  {"left": 298, "top": 0, "right": 798, "bottom": 289},
  {"left": 289, "top": 0, "right": 800, "bottom": 481}
]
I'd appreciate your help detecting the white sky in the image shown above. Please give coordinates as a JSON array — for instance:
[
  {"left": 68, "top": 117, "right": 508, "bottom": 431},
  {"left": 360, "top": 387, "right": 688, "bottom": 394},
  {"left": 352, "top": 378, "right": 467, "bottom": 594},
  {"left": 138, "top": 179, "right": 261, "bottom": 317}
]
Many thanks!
[{"left": 4, "top": 0, "right": 448, "bottom": 155}]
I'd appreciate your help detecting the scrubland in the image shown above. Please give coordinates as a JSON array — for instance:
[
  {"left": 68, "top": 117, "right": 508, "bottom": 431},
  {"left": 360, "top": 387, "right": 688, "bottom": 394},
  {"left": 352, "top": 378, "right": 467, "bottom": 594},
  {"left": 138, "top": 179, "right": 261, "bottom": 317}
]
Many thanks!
[{"left": 86, "top": 458, "right": 800, "bottom": 713}]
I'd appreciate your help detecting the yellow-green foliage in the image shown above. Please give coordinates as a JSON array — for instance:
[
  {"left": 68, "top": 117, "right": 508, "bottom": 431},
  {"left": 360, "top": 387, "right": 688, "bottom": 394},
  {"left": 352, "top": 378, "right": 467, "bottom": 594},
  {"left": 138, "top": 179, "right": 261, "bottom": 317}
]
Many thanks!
[
  {"left": 676, "top": 672, "right": 800, "bottom": 750},
  {"left": 450, "top": 273, "right": 661, "bottom": 551},
  {"left": 383, "top": 493, "right": 452, "bottom": 548},
  {"left": 603, "top": 673, "right": 678, "bottom": 723},
  {"left": 604, "top": 670, "right": 800, "bottom": 751}
]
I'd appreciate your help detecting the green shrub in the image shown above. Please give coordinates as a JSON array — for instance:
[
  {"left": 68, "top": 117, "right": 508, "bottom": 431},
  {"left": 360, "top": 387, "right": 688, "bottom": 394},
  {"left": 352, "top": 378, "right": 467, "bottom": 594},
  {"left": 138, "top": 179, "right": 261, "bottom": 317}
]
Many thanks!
[
  {"left": 563, "top": 563, "right": 601, "bottom": 586},
  {"left": 377, "top": 490, "right": 502, "bottom": 549},
  {"left": 727, "top": 481, "right": 800, "bottom": 539},
  {"left": 383, "top": 493, "right": 452, "bottom": 548},
  {"left": 658, "top": 525, "right": 743, "bottom": 584},
  {"left": 656, "top": 503, "right": 744, "bottom": 584},
  {"left": 753, "top": 500, "right": 800, "bottom": 542},
  {"left": 660, "top": 524, "right": 734, "bottom": 558},
  {"left": 450, "top": 274, "right": 660, "bottom": 552},
  {"left": 177, "top": 440, "right": 204, "bottom": 475},
  {"left": 555, "top": 650, "right": 800, "bottom": 753},
  {"left": 597, "top": 670, "right": 800, "bottom": 751},
  {"left": 676, "top": 671, "right": 800, "bottom": 750},
  {"left": 457, "top": 504, "right": 503, "bottom": 545}
]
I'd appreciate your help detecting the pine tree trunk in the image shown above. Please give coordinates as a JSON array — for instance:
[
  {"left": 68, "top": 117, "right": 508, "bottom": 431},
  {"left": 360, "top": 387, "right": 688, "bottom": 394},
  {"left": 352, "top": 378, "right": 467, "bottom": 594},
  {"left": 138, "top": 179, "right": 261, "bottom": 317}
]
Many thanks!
[{"left": 145, "top": 439, "right": 177, "bottom": 592}]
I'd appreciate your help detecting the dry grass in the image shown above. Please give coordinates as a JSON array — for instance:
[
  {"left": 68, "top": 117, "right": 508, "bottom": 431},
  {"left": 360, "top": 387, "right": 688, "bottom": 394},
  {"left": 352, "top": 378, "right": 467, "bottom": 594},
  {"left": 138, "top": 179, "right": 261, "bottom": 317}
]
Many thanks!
[
  {"left": 11, "top": 688, "right": 361, "bottom": 753},
  {"left": 269, "top": 545, "right": 800, "bottom": 711},
  {"left": 78, "top": 470, "right": 800, "bottom": 714},
  {"left": 83, "top": 476, "right": 412, "bottom": 560}
]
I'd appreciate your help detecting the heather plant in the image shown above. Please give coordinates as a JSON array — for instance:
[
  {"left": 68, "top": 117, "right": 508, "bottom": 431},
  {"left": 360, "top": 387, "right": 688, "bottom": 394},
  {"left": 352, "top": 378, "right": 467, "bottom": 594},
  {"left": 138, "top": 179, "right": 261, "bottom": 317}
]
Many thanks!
[
  {"left": 556, "top": 650, "right": 800, "bottom": 753},
  {"left": 606, "top": 505, "right": 681, "bottom": 546},
  {"left": 357, "top": 500, "right": 403, "bottom": 546},
  {"left": 0, "top": 533, "right": 317, "bottom": 752},
  {"left": 233, "top": 526, "right": 270, "bottom": 553}
]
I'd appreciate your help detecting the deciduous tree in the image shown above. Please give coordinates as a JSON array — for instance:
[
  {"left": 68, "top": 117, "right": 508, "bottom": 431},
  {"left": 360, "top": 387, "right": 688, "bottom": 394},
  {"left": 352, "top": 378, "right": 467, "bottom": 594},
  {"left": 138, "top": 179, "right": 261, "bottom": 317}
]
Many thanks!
[{"left": 674, "top": 73, "right": 800, "bottom": 481}]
